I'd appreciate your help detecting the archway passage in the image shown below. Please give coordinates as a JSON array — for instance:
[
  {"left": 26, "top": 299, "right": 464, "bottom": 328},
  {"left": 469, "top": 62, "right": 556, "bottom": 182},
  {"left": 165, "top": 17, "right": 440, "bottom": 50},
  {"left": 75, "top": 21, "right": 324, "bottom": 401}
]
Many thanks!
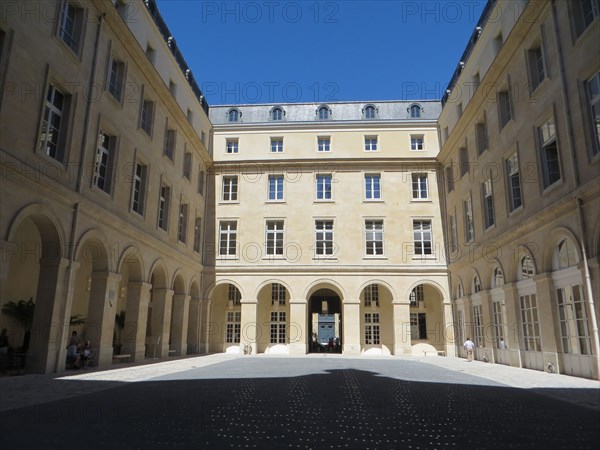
[{"left": 308, "top": 289, "right": 341, "bottom": 353}]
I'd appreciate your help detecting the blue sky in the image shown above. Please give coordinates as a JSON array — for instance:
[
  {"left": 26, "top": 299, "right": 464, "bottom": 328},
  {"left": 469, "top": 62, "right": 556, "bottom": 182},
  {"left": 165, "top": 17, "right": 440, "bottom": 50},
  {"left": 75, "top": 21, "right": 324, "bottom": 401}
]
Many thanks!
[{"left": 155, "top": 0, "right": 488, "bottom": 105}]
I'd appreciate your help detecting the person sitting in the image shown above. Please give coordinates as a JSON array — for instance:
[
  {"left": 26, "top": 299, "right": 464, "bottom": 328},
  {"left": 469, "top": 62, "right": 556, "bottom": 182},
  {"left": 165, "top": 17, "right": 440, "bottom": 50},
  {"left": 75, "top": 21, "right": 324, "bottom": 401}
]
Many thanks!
[
  {"left": 66, "top": 343, "right": 80, "bottom": 369},
  {"left": 81, "top": 341, "right": 93, "bottom": 368}
]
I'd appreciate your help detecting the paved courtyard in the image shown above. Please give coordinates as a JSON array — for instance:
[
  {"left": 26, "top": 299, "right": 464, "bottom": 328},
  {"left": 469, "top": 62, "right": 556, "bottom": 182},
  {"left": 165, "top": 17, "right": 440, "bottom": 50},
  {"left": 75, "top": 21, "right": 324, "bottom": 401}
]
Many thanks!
[{"left": 1, "top": 354, "right": 599, "bottom": 449}]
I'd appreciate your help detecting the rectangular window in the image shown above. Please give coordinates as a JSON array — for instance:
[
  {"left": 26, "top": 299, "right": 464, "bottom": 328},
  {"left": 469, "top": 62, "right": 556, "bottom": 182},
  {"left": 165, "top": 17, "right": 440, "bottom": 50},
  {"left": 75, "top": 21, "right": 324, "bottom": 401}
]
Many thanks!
[
  {"left": 158, "top": 184, "right": 171, "bottom": 231},
  {"left": 449, "top": 214, "right": 458, "bottom": 251},
  {"left": 268, "top": 175, "right": 284, "bottom": 201},
  {"left": 539, "top": 117, "right": 561, "bottom": 188},
  {"left": 93, "top": 132, "right": 115, "bottom": 193},
  {"left": 131, "top": 162, "right": 147, "bottom": 215},
  {"left": 183, "top": 152, "right": 192, "bottom": 180},
  {"left": 315, "top": 220, "right": 334, "bottom": 256},
  {"left": 573, "top": 0, "right": 599, "bottom": 37},
  {"left": 476, "top": 121, "right": 488, "bottom": 155},
  {"left": 557, "top": 285, "right": 591, "bottom": 355},
  {"left": 364, "top": 313, "right": 380, "bottom": 345},
  {"left": 270, "top": 312, "right": 286, "bottom": 344},
  {"left": 498, "top": 91, "right": 513, "bottom": 129},
  {"left": 266, "top": 220, "right": 284, "bottom": 256},
  {"left": 492, "top": 301, "right": 504, "bottom": 348},
  {"left": 316, "top": 174, "right": 332, "bottom": 200},
  {"left": 459, "top": 147, "right": 469, "bottom": 177},
  {"left": 365, "top": 174, "right": 381, "bottom": 200},
  {"left": 446, "top": 166, "right": 454, "bottom": 193},
  {"left": 271, "top": 283, "right": 286, "bottom": 306},
  {"left": 177, "top": 202, "right": 188, "bottom": 243},
  {"left": 193, "top": 217, "right": 202, "bottom": 253},
  {"left": 585, "top": 72, "right": 600, "bottom": 155},
  {"left": 364, "top": 136, "right": 378, "bottom": 151},
  {"left": 364, "top": 285, "right": 379, "bottom": 307},
  {"left": 410, "top": 135, "right": 424, "bottom": 150},
  {"left": 506, "top": 152, "right": 523, "bottom": 211},
  {"left": 108, "top": 59, "right": 125, "bottom": 101},
  {"left": 413, "top": 220, "right": 432, "bottom": 255},
  {"left": 271, "top": 138, "right": 283, "bottom": 153},
  {"left": 197, "top": 168, "right": 205, "bottom": 196},
  {"left": 410, "top": 313, "right": 427, "bottom": 340},
  {"left": 169, "top": 80, "right": 177, "bottom": 96},
  {"left": 59, "top": 2, "right": 83, "bottom": 53},
  {"left": 219, "top": 221, "right": 237, "bottom": 256},
  {"left": 187, "top": 108, "right": 193, "bottom": 123},
  {"left": 229, "top": 285, "right": 241, "bottom": 304},
  {"left": 140, "top": 100, "right": 154, "bottom": 136},
  {"left": 473, "top": 305, "right": 484, "bottom": 347},
  {"left": 145, "top": 44, "right": 155, "bottom": 63},
  {"left": 482, "top": 178, "right": 495, "bottom": 229},
  {"left": 164, "top": 129, "right": 176, "bottom": 160},
  {"left": 464, "top": 198, "right": 474, "bottom": 242},
  {"left": 528, "top": 46, "right": 546, "bottom": 92},
  {"left": 39, "top": 84, "right": 70, "bottom": 162},
  {"left": 226, "top": 311, "right": 241, "bottom": 343},
  {"left": 222, "top": 176, "right": 238, "bottom": 202},
  {"left": 409, "top": 285, "right": 424, "bottom": 307},
  {"left": 317, "top": 137, "right": 331, "bottom": 152},
  {"left": 520, "top": 293, "right": 541, "bottom": 352},
  {"left": 412, "top": 173, "right": 428, "bottom": 199},
  {"left": 457, "top": 103, "right": 463, "bottom": 118},
  {"left": 456, "top": 310, "right": 465, "bottom": 347},
  {"left": 226, "top": 139, "right": 239, "bottom": 154},
  {"left": 365, "top": 220, "right": 384, "bottom": 256}
]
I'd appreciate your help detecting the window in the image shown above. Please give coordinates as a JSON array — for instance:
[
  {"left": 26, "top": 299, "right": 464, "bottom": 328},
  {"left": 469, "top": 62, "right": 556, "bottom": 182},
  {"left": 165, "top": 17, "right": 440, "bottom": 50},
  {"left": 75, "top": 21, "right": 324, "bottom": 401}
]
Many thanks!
[
  {"left": 539, "top": 117, "right": 561, "bottom": 188},
  {"left": 459, "top": 147, "right": 469, "bottom": 176},
  {"left": 193, "top": 217, "right": 202, "bottom": 253},
  {"left": 108, "top": 59, "right": 125, "bottom": 100},
  {"left": 493, "top": 267, "right": 504, "bottom": 288},
  {"left": 506, "top": 152, "right": 523, "bottom": 211},
  {"left": 158, "top": 184, "right": 171, "bottom": 231},
  {"left": 318, "top": 106, "right": 330, "bottom": 120},
  {"left": 131, "top": 162, "right": 147, "bottom": 215},
  {"left": 464, "top": 198, "right": 474, "bottom": 242},
  {"left": 271, "top": 107, "right": 284, "bottom": 121},
  {"left": 93, "top": 132, "right": 115, "bottom": 193},
  {"left": 412, "top": 173, "right": 428, "bottom": 199},
  {"left": 457, "top": 283, "right": 464, "bottom": 299},
  {"left": 364, "top": 285, "right": 379, "bottom": 307},
  {"left": 472, "top": 72, "right": 480, "bottom": 92},
  {"left": 364, "top": 105, "right": 376, "bottom": 119},
  {"left": 498, "top": 91, "right": 512, "bottom": 129},
  {"left": 449, "top": 214, "right": 458, "bottom": 251},
  {"left": 556, "top": 285, "right": 591, "bottom": 355},
  {"left": 39, "top": 84, "right": 70, "bottom": 162},
  {"left": 145, "top": 44, "right": 155, "bottom": 63},
  {"left": 177, "top": 202, "right": 188, "bottom": 243},
  {"left": 270, "top": 312, "right": 286, "bottom": 344},
  {"left": 266, "top": 221, "right": 284, "bottom": 256},
  {"left": 473, "top": 305, "right": 483, "bottom": 347},
  {"left": 573, "top": 0, "right": 599, "bottom": 37},
  {"left": 410, "top": 104, "right": 421, "bottom": 118},
  {"left": 140, "top": 100, "right": 154, "bottom": 135},
  {"left": 219, "top": 221, "right": 237, "bottom": 256},
  {"left": 316, "top": 174, "right": 332, "bottom": 200},
  {"left": 164, "top": 129, "right": 176, "bottom": 160},
  {"left": 365, "top": 220, "right": 384, "bottom": 256},
  {"left": 226, "top": 139, "right": 239, "bottom": 154},
  {"left": 557, "top": 239, "right": 579, "bottom": 269},
  {"left": 456, "top": 309, "right": 464, "bottom": 345},
  {"left": 228, "top": 284, "right": 241, "bottom": 305},
  {"left": 410, "top": 285, "right": 424, "bottom": 307},
  {"left": 475, "top": 121, "right": 488, "bottom": 155},
  {"left": 410, "top": 313, "right": 427, "bottom": 340},
  {"left": 410, "top": 135, "right": 424, "bottom": 150},
  {"left": 197, "top": 168, "right": 205, "bottom": 196},
  {"left": 364, "top": 313, "right": 380, "bottom": 345},
  {"left": 493, "top": 33, "right": 503, "bottom": 54},
  {"left": 528, "top": 46, "right": 546, "bottom": 92},
  {"left": 315, "top": 220, "right": 334, "bottom": 256},
  {"left": 169, "top": 80, "right": 177, "bottom": 96},
  {"left": 413, "top": 220, "right": 432, "bottom": 255},
  {"left": 271, "top": 283, "right": 286, "bottom": 306},
  {"left": 521, "top": 256, "right": 535, "bottom": 279},
  {"left": 364, "top": 174, "right": 381, "bottom": 200},
  {"left": 268, "top": 175, "right": 284, "bottom": 201},
  {"left": 456, "top": 103, "right": 463, "bottom": 118},
  {"left": 59, "top": 2, "right": 83, "bottom": 53},
  {"left": 472, "top": 276, "right": 481, "bottom": 294},
  {"left": 446, "top": 166, "right": 455, "bottom": 193},
  {"left": 492, "top": 301, "right": 504, "bottom": 348},
  {"left": 222, "top": 176, "right": 238, "bottom": 202},
  {"left": 228, "top": 109, "right": 240, "bottom": 122},
  {"left": 225, "top": 311, "right": 241, "bottom": 343},
  {"left": 364, "top": 136, "right": 378, "bottom": 151},
  {"left": 520, "top": 293, "right": 541, "bottom": 351},
  {"left": 482, "top": 178, "right": 495, "bottom": 229},
  {"left": 187, "top": 109, "right": 193, "bottom": 123},
  {"left": 317, "top": 137, "right": 331, "bottom": 152},
  {"left": 271, "top": 138, "right": 283, "bottom": 153},
  {"left": 183, "top": 152, "right": 192, "bottom": 180},
  {"left": 585, "top": 72, "right": 600, "bottom": 155}
]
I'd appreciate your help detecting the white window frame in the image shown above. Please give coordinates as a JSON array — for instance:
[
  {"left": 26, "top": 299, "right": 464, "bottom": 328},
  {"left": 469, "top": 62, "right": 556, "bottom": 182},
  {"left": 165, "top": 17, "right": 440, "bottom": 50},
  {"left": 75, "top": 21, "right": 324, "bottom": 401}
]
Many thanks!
[
  {"left": 364, "top": 136, "right": 378, "bottom": 151},
  {"left": 226, "top": 139, "right": 239, "bottom": 154},
  {"left": 222, "top": 175, "right": 238, "bottom": 202},
  {"left": 265, "top": 220, "right": 284, "bottom": 256},
  {"left": 411, "top": 173, "right": 429, "bottom": 200},
  {"left": 506, "top": 152, "right": 523, "bottom": 211},
  {"left": 270, "top": 138, "right": 284, "bottom": 153},
  {"left": 316, "top": 174, "right": 333, "bottom": 201},
  {"left": 364, "top": 313, "right": 381, "bottom": 345},
  {"left": 410, "top": 135, "right": 424, "bottom": 151},
  {"left": 364, "top": 173, "right": 381, "bottom": 200},
  {"left": 219, "top": 221, "right": 238, "bottom": 257},
  {"left": 413, "top": 219, "right": 433, "bottom": 256},
  {"left": 365, "top": 220, "right": 384, "bottom": 256},
  {"left": 131, "top": 162, "right": 147, "bottom": 215},
  {"left": 317, "top": 137, "right": 331, "bottom": 152},
  {"left": 93, "top": 132, "right": 115, "bottom": 193},
  {"left": 268, "top": 175, "right": 284, "bottom": 201},
  {"left": 158, "top": 184, "right": 171, "bottom": 231},
  {"left": 314, "top": 220, "right": 334, "bottom": 257},
  {"left": 482, "top": 178, "right": 495, "bottom": 229}
]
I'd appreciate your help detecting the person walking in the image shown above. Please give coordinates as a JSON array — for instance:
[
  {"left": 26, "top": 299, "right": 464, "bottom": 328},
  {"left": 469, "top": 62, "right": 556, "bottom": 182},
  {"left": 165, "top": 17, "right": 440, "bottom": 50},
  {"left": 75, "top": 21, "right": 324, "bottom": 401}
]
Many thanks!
[{"left": 463, "top": 337, "right": 475, "bottom": 362}]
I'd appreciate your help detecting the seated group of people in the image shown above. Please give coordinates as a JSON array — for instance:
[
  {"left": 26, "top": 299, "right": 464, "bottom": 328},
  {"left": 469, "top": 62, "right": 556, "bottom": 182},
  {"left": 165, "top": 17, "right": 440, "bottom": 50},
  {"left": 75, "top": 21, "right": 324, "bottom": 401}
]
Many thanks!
[{"left": 66, "top": 331, "right": 93, "bottom": 369}]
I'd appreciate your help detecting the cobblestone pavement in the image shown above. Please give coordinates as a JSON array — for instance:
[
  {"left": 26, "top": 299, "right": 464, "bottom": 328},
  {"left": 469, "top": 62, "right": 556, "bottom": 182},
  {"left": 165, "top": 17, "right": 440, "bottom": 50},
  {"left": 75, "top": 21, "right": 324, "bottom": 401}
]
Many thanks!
[{"left": 1, "top": 354, "right": 599, "bottom": 449}]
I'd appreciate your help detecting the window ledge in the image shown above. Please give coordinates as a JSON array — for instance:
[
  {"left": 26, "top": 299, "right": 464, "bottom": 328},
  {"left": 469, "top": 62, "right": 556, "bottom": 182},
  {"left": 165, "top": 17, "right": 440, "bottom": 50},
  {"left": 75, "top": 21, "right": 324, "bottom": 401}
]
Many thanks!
[
  {"left": 411, "top": 255, "right": 438, "bottom": 261},
  {"left": 312, "top": 257, "right": 338, "bottom": 262},
  {"left": 508, "top": 205, "right": 524, "bottom": 217},
  {"left": 363, "top": 256, "right": 387, "bottom": 260},
  {"left": 262, "top": 257, "right": 286, "bottom": 261},
  {"left": 266, "top": 200, "right": 286, "bottom": 204},
  {"left": 363, "top": 199, "right": 385, "bottom": 203},
  {"left": 217, "top": 256, "right": 239, "bottom": 261},
  {"left": 219, "top": 201, "right": 240, "bottom": 205},
  {"left": 541, "top": 179, "right": 563, "bottom": 196},
  {"left": 410, "top": 199, "right": 432, "bottom": 203},
  {"left": 484, "top": 224, "right": 496, "bottom": 233},
  {"left": 314, "top": 200, "right": 335, "bottom": 203}
]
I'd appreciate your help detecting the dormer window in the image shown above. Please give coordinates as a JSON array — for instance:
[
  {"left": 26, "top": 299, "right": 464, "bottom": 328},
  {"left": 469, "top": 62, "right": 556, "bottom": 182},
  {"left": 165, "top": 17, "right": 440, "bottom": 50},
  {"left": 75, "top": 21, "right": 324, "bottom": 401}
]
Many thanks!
[
  {"left": 271, "top": 107, "right": 284, "bottom": 121},
  {"left": 317, "top": 106, "right": 330, "bottom": 120},
  {"left": 409, "top": 104, "right": 422, "bottom": 118},
  {"left": 228, "top": 109, "right": 241, "bottom": 122},
  {"left": 363, "top": 105, "right": 377, "bottom": 119}
]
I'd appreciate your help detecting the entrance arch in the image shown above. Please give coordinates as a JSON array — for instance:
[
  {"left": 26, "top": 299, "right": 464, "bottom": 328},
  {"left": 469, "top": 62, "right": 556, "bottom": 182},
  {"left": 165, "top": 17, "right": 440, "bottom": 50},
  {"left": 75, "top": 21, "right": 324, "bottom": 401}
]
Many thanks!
[
  {"left": 308, "top": 289, "right": 342, "bottom": 353},
  {"left": 407, "top": 282, "right": 449, "bottom": 356}
]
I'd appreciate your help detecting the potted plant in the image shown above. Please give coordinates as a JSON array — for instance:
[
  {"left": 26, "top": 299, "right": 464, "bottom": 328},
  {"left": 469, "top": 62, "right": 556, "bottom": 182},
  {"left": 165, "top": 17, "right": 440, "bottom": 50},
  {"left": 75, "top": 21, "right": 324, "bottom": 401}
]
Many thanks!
[{"left": 1, "top": 298, "right": 34, "bottom": 351}]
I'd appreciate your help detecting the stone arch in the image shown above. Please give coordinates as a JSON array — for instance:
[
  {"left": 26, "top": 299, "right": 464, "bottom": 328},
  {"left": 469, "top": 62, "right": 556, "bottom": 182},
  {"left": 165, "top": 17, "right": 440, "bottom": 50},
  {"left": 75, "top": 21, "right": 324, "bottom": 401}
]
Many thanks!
[
  {"left": 204, "top": 279, "right": 246, "bottom": 300},
  {"left": 514, "top": 244, "right": 538, "bottom": 282},
  {"left": 253, "top": 279, "right": 294, "bottom": 300},
  {"left": 73, "top": 229, "right": 111, "bottom": 272},
  {"left": 470, "top": 269, "right": 482, "bottom": 295},
  {"left": 171, "top": 270, "right": 187, "bottom": 295},
  {"left": 356, "top": 279, "right": 397, "bottom": 301},
  {"left": 117, "top": 244, "right": 145, "bottom": 282},
  {"left": 543, "top": 227, "right": 582, "bottom": 273},
  {"left": 486, "top": 258, "right": 506, "bottom": 290},
  {"left": 188, "top": 276, "right": 201, "bottom": 298},
  {"left": 303, "top": 278, "right": 346, "bottom": 301},
  {"left": 148, "top": 259, "right": 168, "bottom": 288},
  {"left": 453, "top": 275, "right": 465, "bottom": 299},
  {"left": 405, "top": 279, "right": 449, "bottom": 303}
]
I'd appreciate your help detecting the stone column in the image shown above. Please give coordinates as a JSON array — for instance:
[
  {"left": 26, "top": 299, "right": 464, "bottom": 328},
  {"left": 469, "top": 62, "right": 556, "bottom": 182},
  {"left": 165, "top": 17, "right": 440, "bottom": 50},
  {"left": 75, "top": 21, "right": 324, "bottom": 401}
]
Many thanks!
[
  {"left": 121, "top": 282, "right": 152, "bottom": 361},
  {"left": 171, "top": 294, "right": 191, "bottom": 356},
  {"left": 240, "top": 299, "right": 258, "bottom": 354},
  {"left": 442, "top": 302, "right": 456, "bottom": 357},
  {"left": 534, "top": 273, "right": 560, "bottom": 368},
  {"left": 479, "top": 291, "right": 494, "bottom": 362},
  {"left": 288, "top": 298, "right": 307, "bottom": 355},
  {"left": 0, "top": 240, "right": 15, "bottom": 309},
  {"left": 56, "top": 261, "right": 80, "bottom": 373},
  {"left": 87, "top": 271, "right": 123, "bottom": 368},
  {"left": 151, "top": 288, "right": 174, "bottom": 358},
  {"left": 342, "top": 300, "right": 361, "bottom": 355},
  {"left": 503, "top": 283, "right": 522, "bottom": 368},
  {"left": 187, "top": 297, "right": 201, "bottom": 354},
  {"left": 28, "top": 257, "right": 70, "bottom": 374},
  {"left": 392, "top": 302, "right": 411, "bottom": 356}
]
